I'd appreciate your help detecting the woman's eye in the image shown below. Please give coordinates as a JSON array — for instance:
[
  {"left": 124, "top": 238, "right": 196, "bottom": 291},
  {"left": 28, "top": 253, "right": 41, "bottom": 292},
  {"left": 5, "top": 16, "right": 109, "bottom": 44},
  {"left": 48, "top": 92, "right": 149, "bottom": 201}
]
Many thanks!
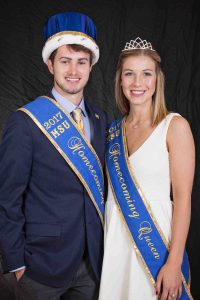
[
  {"left": 144, "top": 72, "right": 152, "bottom": 76},
  {"left": 124, "top": 72, "right": 132, "bottom": 76}
]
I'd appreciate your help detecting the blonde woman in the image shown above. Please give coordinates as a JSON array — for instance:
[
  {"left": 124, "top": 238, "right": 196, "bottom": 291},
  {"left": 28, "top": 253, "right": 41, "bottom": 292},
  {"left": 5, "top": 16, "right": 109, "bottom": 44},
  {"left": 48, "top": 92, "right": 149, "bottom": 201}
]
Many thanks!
[{"left": 99, "top": 38, "right": 195, "bottom": 300}]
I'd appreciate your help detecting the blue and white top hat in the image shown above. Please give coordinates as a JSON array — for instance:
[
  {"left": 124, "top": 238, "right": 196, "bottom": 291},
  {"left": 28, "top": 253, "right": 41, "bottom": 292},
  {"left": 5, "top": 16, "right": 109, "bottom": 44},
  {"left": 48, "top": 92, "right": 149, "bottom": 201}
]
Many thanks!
[{"left": 42, "top": 12, "right": 99, "bottom": 65}]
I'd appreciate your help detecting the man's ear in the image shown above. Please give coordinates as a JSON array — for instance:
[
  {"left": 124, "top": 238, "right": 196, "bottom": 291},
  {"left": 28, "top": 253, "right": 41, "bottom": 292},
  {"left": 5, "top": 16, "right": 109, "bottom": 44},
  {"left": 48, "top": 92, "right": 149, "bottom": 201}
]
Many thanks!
[{"left": 47, "top": 59, "right": 54, "bottom": 75}]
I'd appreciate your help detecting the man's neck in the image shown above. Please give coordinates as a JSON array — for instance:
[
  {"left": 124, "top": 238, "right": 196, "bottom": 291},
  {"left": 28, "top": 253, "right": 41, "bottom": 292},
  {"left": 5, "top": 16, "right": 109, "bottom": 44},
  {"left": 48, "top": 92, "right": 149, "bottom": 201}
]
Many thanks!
[
  {"left": 53, "top": 87, "right": 83, "bottom": 106},
  {"left": 66, "top": 94, "right": 83, "bottom": 106}
]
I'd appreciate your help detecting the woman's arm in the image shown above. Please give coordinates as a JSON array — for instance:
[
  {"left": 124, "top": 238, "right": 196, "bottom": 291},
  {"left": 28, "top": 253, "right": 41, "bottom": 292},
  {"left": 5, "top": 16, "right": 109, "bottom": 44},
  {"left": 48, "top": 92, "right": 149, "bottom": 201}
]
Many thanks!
[{"left": 156, "top": 115, "right": 195, "bottom": 300}]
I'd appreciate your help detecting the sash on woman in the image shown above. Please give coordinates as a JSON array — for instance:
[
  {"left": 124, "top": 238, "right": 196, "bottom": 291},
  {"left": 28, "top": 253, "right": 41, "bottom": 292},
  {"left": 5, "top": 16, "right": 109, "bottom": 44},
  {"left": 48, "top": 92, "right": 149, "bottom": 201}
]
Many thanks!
[
  {"left": 106, "top": 118, "right": 192, "bottom": 300},
  {"left": 19, "top": 96, "right": 104, "bottom": 225}
]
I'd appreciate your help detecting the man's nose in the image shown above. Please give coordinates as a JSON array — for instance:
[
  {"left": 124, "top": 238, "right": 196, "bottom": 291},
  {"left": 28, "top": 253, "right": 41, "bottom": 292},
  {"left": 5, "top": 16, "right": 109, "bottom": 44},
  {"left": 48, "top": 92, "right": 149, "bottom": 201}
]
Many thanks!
[{"left": 68, "top": 63, "right": 77, "bottom": 75}]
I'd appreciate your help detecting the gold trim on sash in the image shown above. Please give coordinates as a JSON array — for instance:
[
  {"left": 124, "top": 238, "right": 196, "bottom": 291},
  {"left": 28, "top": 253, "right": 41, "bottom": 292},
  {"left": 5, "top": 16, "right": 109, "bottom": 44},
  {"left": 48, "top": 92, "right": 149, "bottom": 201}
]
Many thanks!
[
  {"left": 121, "top": 118, "right": 192, "bottom": 298},
  {"left": 18, "top": 97, "right": 104, "bottom": 226},
  {"left": 44, "top": 96, "right": 104, "bottom": 176},
  {"left": 107, "top": 117, "right": 192, "bottom": 299},
  {"left": 121, "top": 117, "right": 169, "bottom": 247},
  {"left": 106, "top": 167, "right": 156, "bottom": 286},
  {"left": 122, "top": 117, "right": 192, "bottom": 298}
]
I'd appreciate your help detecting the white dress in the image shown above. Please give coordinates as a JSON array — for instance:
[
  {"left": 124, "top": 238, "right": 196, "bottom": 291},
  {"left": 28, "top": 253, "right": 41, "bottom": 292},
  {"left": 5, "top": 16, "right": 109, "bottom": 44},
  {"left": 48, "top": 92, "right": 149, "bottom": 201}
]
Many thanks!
[{"left": 99, "top": 113, "right": 179, "bottom": 300}]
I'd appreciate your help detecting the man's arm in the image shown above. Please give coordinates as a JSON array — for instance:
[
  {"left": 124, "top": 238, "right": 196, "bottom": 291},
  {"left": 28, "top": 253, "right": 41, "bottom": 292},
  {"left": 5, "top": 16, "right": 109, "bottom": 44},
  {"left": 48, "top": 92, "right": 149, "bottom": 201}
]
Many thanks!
[{"left": 0, "top": 111, "right": 32, "bottom": 272}]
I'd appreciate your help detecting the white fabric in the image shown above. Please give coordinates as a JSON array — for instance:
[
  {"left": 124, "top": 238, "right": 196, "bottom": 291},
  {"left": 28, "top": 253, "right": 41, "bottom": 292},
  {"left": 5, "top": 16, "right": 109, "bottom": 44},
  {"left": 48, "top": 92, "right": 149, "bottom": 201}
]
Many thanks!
[
  {"left": 42, "top": 33, "right": 99, "bottom": 65},
  {"left": 99, "top": 113, "right": 179, "bottom": 300}
]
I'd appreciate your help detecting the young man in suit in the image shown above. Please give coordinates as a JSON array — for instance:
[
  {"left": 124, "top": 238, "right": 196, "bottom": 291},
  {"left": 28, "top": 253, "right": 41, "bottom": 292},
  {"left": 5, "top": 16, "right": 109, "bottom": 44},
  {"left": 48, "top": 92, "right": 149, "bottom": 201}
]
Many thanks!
[{"left": 0, "top": 12, "right": 106, "bottom": 300}]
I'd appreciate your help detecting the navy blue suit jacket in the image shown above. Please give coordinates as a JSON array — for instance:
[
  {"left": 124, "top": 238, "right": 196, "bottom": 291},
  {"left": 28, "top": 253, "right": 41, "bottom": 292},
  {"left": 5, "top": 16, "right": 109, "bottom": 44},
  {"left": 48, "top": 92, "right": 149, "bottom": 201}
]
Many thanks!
[{"left": 0, "top": 96, "right": 107, "bottom": 288}]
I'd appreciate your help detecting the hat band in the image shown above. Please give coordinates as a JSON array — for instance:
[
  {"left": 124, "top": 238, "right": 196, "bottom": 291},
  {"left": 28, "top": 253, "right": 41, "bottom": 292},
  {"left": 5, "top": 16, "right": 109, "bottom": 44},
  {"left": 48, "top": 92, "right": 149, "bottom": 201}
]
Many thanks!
[
  {"left": 42, "top": 32, "right": 99, "bottom": 65},
  {"left": 46, "top": 30, "right": 97, "bottom": 45}
]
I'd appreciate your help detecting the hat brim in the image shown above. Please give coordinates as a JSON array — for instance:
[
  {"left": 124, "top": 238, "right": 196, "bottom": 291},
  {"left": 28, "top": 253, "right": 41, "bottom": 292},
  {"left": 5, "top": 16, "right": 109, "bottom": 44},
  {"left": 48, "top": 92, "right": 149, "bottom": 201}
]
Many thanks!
[{"left": 42, "top": 31, "right": 99, "bottom": 65}]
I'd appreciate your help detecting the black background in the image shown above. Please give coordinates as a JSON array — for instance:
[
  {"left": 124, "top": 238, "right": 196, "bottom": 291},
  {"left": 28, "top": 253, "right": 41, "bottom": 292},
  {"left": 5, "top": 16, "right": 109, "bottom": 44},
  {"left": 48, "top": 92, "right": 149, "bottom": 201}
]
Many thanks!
[{"left": 0, "top": 0, "right": 200, "bottom": 298}]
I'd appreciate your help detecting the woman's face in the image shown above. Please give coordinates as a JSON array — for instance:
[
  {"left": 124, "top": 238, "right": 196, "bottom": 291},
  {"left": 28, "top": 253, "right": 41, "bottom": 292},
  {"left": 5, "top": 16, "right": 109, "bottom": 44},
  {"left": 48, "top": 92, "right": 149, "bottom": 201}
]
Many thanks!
[{"left": 121, "top": 54, "right": 157, "bottom": 107}]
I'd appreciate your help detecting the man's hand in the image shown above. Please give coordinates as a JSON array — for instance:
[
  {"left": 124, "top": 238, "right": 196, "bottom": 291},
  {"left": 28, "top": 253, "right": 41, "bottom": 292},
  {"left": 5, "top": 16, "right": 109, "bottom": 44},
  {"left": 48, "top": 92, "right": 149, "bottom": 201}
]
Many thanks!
[{"left": 15, "top": 268, "right": 26, "bottom": 281}]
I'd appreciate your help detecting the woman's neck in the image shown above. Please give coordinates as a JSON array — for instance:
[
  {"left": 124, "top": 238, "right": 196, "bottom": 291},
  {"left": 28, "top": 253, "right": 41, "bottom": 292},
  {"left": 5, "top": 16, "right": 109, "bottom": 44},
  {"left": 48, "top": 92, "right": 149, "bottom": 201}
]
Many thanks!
[{"left": 126, "top": 105, "right": 152, "bottom": 129}]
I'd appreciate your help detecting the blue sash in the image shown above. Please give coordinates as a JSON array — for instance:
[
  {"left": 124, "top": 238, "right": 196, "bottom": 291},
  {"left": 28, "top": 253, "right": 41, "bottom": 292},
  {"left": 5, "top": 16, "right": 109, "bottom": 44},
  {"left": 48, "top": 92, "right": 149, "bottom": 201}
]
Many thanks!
[
  {"left": 106, "top": 118, "right": 192, "bottom": 299},
  {"left": 19, "top": 96, "right": 104, "bottom": 225}
]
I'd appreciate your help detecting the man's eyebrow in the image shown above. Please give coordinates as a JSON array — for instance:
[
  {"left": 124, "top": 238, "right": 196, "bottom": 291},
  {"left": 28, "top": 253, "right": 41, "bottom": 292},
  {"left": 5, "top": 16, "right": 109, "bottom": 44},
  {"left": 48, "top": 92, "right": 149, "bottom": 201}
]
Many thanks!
[
  {"left": 78, "top": 57, "right": 89, "bottom": 61},
  {"left": 59, "top": 56, "right": 71, "bottom": 60},
  {"left": 58, "top": 57, "right": 89, "bottom": 61}
]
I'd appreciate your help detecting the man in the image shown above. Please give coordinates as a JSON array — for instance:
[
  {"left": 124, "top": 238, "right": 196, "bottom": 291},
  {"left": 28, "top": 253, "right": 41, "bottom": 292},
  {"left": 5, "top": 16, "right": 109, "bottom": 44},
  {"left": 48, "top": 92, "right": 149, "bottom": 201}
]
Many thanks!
[{"left": 0, "top": 12, "right": 106, "bottom": 300}]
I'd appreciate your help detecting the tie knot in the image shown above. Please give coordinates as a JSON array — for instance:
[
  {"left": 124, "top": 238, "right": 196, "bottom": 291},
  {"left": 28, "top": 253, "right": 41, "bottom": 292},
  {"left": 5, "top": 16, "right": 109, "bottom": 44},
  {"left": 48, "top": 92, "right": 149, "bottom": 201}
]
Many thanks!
[
  {"left": 72, "top": 107, "right": 84, "bottom": 132},
  {"left": 72, "top": 107, "right": 82, "bottom": 119}
]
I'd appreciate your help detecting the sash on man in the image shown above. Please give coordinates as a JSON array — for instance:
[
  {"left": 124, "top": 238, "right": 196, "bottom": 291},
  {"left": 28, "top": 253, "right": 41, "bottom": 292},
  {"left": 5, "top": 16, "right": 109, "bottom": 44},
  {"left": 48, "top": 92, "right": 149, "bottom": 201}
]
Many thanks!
[{"left": 19, "top": 96, "right": 105, "bottom": 225}]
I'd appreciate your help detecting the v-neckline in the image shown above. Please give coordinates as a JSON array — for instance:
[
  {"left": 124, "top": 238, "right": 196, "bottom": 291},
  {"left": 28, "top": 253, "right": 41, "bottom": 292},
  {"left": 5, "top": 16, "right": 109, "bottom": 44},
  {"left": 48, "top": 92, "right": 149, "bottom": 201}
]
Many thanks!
[{"left": 123, "top": 117, "right": 165, "bottom": 158}]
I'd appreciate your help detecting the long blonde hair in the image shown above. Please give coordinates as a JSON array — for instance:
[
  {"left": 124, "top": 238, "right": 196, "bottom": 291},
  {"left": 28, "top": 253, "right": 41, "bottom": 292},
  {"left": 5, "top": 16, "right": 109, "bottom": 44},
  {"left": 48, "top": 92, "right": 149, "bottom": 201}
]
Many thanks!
[{"left": 115, "top": 49, "right": 168, "bottom": 125}]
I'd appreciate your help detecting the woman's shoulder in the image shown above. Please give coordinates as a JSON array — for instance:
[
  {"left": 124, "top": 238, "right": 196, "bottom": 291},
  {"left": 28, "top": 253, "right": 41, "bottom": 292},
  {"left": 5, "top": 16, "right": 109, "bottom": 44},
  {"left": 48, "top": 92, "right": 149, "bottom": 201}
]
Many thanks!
[
  {"left": 166, "top": 112, "right": 190, "bottom": 131},
  {"left": 166, "top": 113, "right": 193, "bottom": 146}
]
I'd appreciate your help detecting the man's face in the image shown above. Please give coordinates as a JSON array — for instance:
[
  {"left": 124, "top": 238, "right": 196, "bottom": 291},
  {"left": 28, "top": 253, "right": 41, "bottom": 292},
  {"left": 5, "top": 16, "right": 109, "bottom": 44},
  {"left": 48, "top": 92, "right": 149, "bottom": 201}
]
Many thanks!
[{"left": 47, "top": 45, "right": 92, "bottom": 103}]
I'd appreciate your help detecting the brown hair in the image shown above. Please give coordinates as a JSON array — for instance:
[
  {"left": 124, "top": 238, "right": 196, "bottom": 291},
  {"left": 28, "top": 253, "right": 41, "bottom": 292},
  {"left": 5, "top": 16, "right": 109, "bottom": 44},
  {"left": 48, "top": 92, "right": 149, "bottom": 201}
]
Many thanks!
[
  {"left": 115, "top": 49, "right": 168, "bottom": 125},
  {"left": 49, "top": 44, "right": 93, "bottom": 65}
]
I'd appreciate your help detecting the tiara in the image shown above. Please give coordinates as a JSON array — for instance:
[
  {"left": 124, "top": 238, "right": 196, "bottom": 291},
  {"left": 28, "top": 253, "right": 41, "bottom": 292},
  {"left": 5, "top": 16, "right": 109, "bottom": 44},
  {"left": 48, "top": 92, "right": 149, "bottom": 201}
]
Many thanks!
[{"left": 122, "top": 37, "right": 155, "bottom": 52}]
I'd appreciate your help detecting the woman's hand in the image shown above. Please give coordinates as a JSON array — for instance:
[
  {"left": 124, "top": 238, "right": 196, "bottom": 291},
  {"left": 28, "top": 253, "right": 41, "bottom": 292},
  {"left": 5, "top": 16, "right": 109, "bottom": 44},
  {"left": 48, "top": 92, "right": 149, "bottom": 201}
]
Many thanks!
[{"left": 156, "top": 262, "right": 182, "bottom": 300}]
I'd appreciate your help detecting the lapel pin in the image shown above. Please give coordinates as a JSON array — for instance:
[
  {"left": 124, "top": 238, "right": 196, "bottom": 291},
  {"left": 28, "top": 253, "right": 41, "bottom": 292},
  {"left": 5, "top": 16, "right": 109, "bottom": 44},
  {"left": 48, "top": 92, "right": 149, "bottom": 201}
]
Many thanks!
[{"left": 95, "top": 113, "right": 100, "bottom": 119}]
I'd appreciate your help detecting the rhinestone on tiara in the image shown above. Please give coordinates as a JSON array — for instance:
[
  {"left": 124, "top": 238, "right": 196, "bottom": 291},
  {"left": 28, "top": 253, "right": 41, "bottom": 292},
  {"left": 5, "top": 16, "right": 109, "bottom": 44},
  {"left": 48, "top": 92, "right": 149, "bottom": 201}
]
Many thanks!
[{"left": 122, "top": 37, "right": 155, "bottom": 52}]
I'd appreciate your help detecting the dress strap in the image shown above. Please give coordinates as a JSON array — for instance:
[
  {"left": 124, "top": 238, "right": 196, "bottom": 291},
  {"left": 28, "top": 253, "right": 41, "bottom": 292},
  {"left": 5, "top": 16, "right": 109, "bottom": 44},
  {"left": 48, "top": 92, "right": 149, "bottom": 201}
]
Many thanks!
[{"left": 163, "top": 112, "right": 181, "bottom": 137}]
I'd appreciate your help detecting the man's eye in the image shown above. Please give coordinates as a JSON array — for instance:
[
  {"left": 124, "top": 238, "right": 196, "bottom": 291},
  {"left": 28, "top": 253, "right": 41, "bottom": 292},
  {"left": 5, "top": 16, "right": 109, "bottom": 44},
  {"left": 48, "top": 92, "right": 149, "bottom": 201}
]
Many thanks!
[{"left": 60, "top": 60, "right": 68, "bottom": 64}]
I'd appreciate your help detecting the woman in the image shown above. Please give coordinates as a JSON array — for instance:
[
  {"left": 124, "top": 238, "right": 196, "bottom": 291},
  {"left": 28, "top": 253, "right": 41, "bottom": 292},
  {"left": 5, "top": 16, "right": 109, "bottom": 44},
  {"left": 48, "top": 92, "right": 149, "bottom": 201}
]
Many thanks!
[{"left": 99, "top": 38, "right": 195, "bottom": 300}]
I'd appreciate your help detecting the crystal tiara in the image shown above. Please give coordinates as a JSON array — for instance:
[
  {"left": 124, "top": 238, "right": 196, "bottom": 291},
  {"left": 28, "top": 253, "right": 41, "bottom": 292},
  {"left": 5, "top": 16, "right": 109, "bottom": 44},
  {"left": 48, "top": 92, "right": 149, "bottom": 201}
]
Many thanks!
[{"left": 122, "top": 37, "right": 155, "bottom": 52}]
